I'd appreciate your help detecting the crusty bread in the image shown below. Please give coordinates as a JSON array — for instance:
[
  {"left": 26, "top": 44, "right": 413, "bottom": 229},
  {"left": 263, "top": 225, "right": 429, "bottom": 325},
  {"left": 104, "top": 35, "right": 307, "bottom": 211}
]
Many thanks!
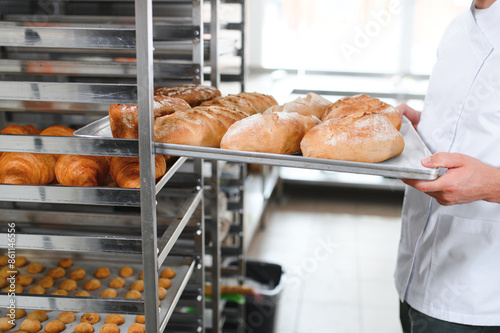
[
  {"left": 200, "top": 92, "right": 278, "bottom": 115},
  {"left": 109, "top": 95, "right": 191, "bottom": 139},
  {"left": 55, "top": 155, "right": 110, "bottom": 187},
  {"left": 221, "top": 112, "right": 321, "bottom": 154},
  {"left": 268, "top": 93, "right": 332, "bottom": 119},
  {"left": 154, "top": 106, "right": 250, "bottom": 147},
  {"left": 322, "top": 94, "right": 402, "bottom": 130},
  {"left": 154, "top": 84, "right": 221, "bottom": 107},
  {"left": 109, "top": 155, "right": 166, "bottom": 188},
  {"left": 301, "top": 113, "right": 404, "bottom": 163}
]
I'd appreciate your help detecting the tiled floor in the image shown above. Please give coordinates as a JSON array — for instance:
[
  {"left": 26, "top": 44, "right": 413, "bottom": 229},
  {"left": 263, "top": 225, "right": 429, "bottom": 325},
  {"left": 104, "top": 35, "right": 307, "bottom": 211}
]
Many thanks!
[{"left": 247, "top": 182, "right": 405, "bottom": 333}]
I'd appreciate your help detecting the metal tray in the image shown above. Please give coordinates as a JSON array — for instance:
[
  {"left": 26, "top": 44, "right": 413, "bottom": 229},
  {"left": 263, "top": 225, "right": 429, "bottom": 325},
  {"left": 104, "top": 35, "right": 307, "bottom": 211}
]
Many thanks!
[{"left": 74, "top": 116, "right": 439, "bottom": 180}]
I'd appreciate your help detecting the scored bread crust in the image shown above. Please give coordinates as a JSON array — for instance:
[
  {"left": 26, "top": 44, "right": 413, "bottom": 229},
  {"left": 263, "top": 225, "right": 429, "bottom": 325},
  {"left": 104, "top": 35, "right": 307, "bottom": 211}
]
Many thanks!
[
  {"left": 301, "top": 113, "right": 405, "bottom": 163},
  {"left": 322, "top": 94, "right": 402, "bottom": 130},
  {"left": 201, "top": 92, "right": 278, "bottom": 115},
  {"left": 221, "top": 112, "right": 321, "bottom": 154},
  {"left": 154, "top": 84, "right": 221, "bottom": 107}
]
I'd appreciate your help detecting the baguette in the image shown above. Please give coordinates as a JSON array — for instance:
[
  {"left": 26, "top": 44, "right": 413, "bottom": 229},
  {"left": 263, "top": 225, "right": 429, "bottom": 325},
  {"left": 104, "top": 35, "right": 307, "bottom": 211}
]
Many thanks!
[
  {"left": 109, "top": 155, "right": 166, "bottom": 188},
  {"left": 221, "top": 112, "right": 321, "bottom": 154},
  {"left": 109, "top": 95, "right": 191, "bottom": 139},
  {"left": 154, "top": 106, "right": 250, "bottom": 147},
  {"left": 322, "top": 94, "right": 402, "bottom": 130},
  {"left": 154, "top": 84, "right": 221, "bottom": 107},
  {"left": 55, "top": 155, "right": 110, "bottom": 187},
  {"left": 201, "top": 92, "right": 278, "bottom": 115},
  {"left": 301, "top": 113, "right": 405, "bottom": 163},
  {"left": 0, "top": 152, "right": 56, "bottom": 185}
]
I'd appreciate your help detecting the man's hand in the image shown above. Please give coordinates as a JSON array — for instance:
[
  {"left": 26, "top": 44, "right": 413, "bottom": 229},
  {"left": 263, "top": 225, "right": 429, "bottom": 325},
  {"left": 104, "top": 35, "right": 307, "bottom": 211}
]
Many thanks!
[
  {"left": 402, "top": 153, "right": 500, "bottom": 205},
  {"left": 396, "top": 103, "right": 421, "bottom": 130}
]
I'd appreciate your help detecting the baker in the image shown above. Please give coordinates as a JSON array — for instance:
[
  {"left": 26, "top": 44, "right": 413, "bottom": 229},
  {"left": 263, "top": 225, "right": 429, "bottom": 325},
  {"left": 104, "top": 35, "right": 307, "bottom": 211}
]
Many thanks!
[{"left": 395, "top": 0, "right": 500, "bottom": 332}]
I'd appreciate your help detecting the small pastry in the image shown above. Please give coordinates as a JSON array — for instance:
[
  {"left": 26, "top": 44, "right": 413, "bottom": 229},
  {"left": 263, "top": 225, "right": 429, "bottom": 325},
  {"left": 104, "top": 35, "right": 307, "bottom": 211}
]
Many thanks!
[
  {"left": 108, "top": 277, "right": 125, "bottom": 289},
  {"left": 105, "top": 314, "right": 125, "bottom": 325},
  {"left": 27, "top": 262, "right": 44, "bottom": 274},
  {"left": 59, "top": 279, "right": 77, "bottom": 292},
  {"left": 57, "top": 312, "right": 76, "bottom": 324},
  {"left": 37, "top": 276, "right": 54, "bottom": 289},
  {"left": 58, "top": 258, "right": 73, "bottom": 269},
  {"left": 119, "top": 266, "right": 134, "bottom": 278},
  {"left": 73, "top": 322, "right": 94, "bottom": 333},
  {"left": 99, "top": 288, "right": 117, "bottom": 298},
  {"left": 129, "top": 280, "right": 144, "bottom": 292},
  {"left": 47, "top": 267, "right": 66, "bottom": 279},
  {"left": 81, "top": 313, "right": 100, "bottom": 325},
  {"left": 83, "top": 278, "right": 101, "bottom": 291},
  {"left": 94, "top": 267, "right": 110, "bottom": 279},
  {"left": 70, "top": 268, "right": 86, "bottom": 281}
]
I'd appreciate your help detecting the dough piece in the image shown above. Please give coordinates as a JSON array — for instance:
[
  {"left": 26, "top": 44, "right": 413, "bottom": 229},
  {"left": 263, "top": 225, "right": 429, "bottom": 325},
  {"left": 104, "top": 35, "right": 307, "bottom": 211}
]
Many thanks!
[
  {"left": 37, "top": 276, "right": 54, "bottom": 289},
  {"left": 127, "top": 323, "right": 145, "bottom": 333},
  {"left": 158, "top": 278, "right": 171, "bottom": 289},
  {"left": 0, "top": 316, "right": 16, "bottom": 331},
  {"left": 59, "top": 279, "right": 77, "bottom": 291},
  {"left": 27, "top": 310, "right": 48, "bottom": 322},
  {"left": 109, "top": 155, "right": 166, "bottom": 189},
  {"left": 19, "top": 318, "right": 42, "bottom": 332},
  {"left": 16, "top": 274, "right": 34, "bottom": 286},
  {"left": 160, "top": 268, "right": 176, "bottom": 279},
  {"left": 15, "top": 256, "right": 29, "bottom": 267},
  {"left": 75, "top": 290, "right": 91, "bottom": 297},
  {"left": 55, "top": 155, "right": 110, "bottom": 187},
  {"left": 81, "top": 313, "right": 100, "bottom": 325},
  {"left": 51, "top": 289, "right": 68, "bottom": 296},
  {"left": 108, "top": 277, "right": 125, "bottom": 289},
  {"left": 221, "top": 112, "right": 321, "bottom": 154},
  {"left": 73, "top": 322, "right": 94, "bottom": 333},
  {"left": 94, "top": 267, "right": 111, "bottom": 279},
  {"left": 44, "top": 319, "right": 66, "bottom": 333},
  {"left": 200, "top": 92, "right": 278, "bottom": 115},
  {"left": 301, "top": 113, "right": 405, "bottom": 163},
  {"left": 57, "top": 258, "right": 73, "bottom": 269},
  {"left": 70, "top": 268, "right": 86, "bottom": 281},
  {"left": 57, "top": 312, "right": 76, "bottom": 324},
  {"left": 119, "top": 266, "right": 134, "bottom": 278},
  {"left": 47, "top": 267, "right": 66, "bottom": 279},
  {"left": 158, "top": 287, "right": 167, "bottom": 300},
  {"left": 129, "top": 280, "right": 144, "bottom": 292},
  {"left": 100, "top": 323, "right": 120, "bottom": 333},
  {"left": 135, "top": 316, "right": 145, "bottom": 324},
  {"left": 29, "top": 285, "right": 46, "bottom": 295},
  {"left": 105, "top": 314, "right": 125, "bottom": 325},
  {"left": 83, "top": 278, "right": 101, "bottom": 291},
  {"left": 154, "top": 84, "right": 221, "bottom": 107},
  {"left": 109, "top": 95, "right": 192, "bottom": 139},
  {"left": 321, "top": 94, "right": 402, "bottom": 130},
  {"left": 99, "top": 288, "right": 117, "bottom": 298},
  {"left": 124, "top": 290, "right": 142, "bottom": 299},
  {"left": 27, "top": 262, "right": 44, "bottom": 274}
]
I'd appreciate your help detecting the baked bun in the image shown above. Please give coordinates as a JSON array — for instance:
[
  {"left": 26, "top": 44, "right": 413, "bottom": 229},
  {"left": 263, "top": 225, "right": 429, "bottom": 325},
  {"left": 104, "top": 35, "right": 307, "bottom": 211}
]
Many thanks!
[
  {"left": 109, "top": 95, "right": 191, "bottom": 139},
  {"left": 154, "top": 84, "right": 221, "bottom": 107},
  {"left": 221, "top": 112, "right": 321, "bottom": 154},
  {"left": 301, "top": 113, "right": 405, "bottom": 163},
  {"left": 322, "top": 94, "right": 402, "bottom": 130}
]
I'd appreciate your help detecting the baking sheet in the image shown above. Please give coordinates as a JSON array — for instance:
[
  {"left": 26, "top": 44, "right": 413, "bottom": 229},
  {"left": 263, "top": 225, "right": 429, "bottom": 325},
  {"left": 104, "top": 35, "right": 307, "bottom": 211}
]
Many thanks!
[
  {"left": 0, "top": 252, "right": 194, "bottom": 332},
  {"left": 74, "top": 116, "right": 439, "bottom": 180}
]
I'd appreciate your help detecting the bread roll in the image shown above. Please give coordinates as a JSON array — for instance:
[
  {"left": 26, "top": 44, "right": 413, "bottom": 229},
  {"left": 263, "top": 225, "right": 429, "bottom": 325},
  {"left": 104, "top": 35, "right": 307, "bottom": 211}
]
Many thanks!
[
  {"left": 221, "top": 112, "right": 321, "bottom": 154},
  {"left": 200, "top": 92, "right": 278, "bottom": 115},
  {"left": 109, "top": 95, "right": 192, "bottom": 139},
  {"left": 109, "top": 155, "right": 167, "bottom": 188},
  {"left": 322, "top": 94, "right": 402, "bottom": 130},
  {"left": 154, "top": 106, "right": 250, "bottom": 147},
  {"left": 301, "top": 113, "right": 405, "bottom": 163},
  {"left": 268, "top": 93, "right": 332, "bottom": 119},
  {"left": 154, "top": 84, "right": 221, "bottom": 107},
  {"left": 0, "top": 152, "right": 56, "bottom": 185},
  {"left": 55, "top": 155, "right": 110, "bottom": 186}
]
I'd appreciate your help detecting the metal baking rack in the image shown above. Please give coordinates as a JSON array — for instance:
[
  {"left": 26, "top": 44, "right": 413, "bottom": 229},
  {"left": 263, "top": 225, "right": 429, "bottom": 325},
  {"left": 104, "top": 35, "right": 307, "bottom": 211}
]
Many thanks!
[{"left": 0, "top": 1, "right": 207, "bottom": 332}]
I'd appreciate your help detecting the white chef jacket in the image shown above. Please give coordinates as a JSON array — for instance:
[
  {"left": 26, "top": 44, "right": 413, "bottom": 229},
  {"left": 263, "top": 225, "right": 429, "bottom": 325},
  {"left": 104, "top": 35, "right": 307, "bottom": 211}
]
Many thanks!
[{"left": 395, "top": 1, "right": 500, "bottom": 326}]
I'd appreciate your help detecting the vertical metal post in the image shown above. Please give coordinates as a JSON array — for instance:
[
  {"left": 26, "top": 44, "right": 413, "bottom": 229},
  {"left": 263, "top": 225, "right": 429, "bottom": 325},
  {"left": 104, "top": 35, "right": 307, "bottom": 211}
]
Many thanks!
[
  {"left": 135, "top": 0, "right": 159, "bottom": 332},
  {"left": 210, "top": 160, "right": 222, "bottom": 332},
  {"left": 210, "top": 0, "right": 220, "bottom": 88},
  {"left": 193, "top": 0, "right": 204, "bottom": 84},
  {"left": 240, "top": 0, "right": 247, "bottom": 92},
  {"left": 194, "top": 159, "right": 206, "bottom": 333}
]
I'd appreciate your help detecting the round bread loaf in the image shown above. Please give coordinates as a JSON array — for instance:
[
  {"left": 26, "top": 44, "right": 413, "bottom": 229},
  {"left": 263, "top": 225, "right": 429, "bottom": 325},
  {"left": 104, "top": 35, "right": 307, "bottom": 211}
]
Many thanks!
[
  {"left": 154, "top": 84, "right": 221, "bottom": 107},
  {"left": 301, "top": 113, "right": 405, "bottom": 163}
]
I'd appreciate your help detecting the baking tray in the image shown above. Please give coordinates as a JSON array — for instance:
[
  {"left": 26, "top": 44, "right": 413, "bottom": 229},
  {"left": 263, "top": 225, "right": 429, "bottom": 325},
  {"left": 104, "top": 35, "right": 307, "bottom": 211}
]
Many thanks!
[
  {"left": 74, "top": 116, "right": 439, "bottom": 180},
  {"left": 0, "top": 252, "right": 196, "bottom": 332}
]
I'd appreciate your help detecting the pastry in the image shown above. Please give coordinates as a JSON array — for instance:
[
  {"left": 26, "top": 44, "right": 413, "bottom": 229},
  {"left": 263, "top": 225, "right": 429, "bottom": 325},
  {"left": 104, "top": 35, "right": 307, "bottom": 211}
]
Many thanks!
[
  {"left": 0, "top": 276, "right": 7, "bottom": 288},
  {"left": 0, "top": 255, "right": 8, "bottom": 266},
  {"left": 129, "top": 280, "right": 144, "bottom": 292},
  {"left": 19, "top": 318, "right": 42, "bottom": 332},
  {"left": 51, "top": 289, "right": 68, "bottom": 296},
  {"left": 118, "top": 266, "right": 134, "bottom": 278},
  {"left": 13, "top": 309, "right": 27, "bottom": 319},
  {"left": 99, "top": 288, "right": 117, "bottom": 298},
  {"left": 1, "top": 124, "right": 40, "bottom": 135},
  {"left": 105, "top": 314, "right": 125, "bottom": 325},
  {"left": 47, "top": 267, "right": 66, "bottom": 279},
  {"left": 59, "top": 279, "right": 77, "bottom": 291},
  {"left": 44, "top": 319, "right": 66, "bottom": 333},
  {"left": 0, "top": 266, "right": 17, "bottom": 277},
  {"left": 127, "top": 323, "right": 145, "bottom": 333},
  {"left": 94, "top": 267, "right": 110, "bottom": 279},
  {"left": 158, "top": 278, "right": 171, "bottom": 289},
  {"left": 5, "top": 284, "right": 23, "bottom": 293},
  {"left": 134, "top": 316, "right": 145, "bottom": 324},
  {"left": 28, "top": 284, "right": 45, "bottom": 294},
  {"left": 99, "top": 323, "right": 120, "bottom": 333},
  {"left": 70, "top": 268, "right": 86, "bottom": 281},
  {"left": 160, "top": 268, "right": 176, "bottom": 279},
  {"left": 75, "top": 290, "right": 91, "bottom": 297},
  {"left": 27, "top": 310, "right": 48, "bottom": 322},
  {"left": 27, "top": 262, "right": 44, "bottom": 274},
  {"left": 55, "top": 155, "right": 110, "bottom": 187},
  {"left": 81, "top": 313, "right": 100, "bottom": 325},
  {"left": 154, "top": 84, "right": 221, "bottom": 107},
  {"left": 73, "top": 322, "right": 94, "bottom": 333},
  {"left": 37, "top": 276, "right": 54, "bottom": 289},
  {"left": 158, "top": 287, "right": 167, "bottom": 300},
  {"left": 57, "top": 312, "right": 76, "bottom": 324},
  {"left": 0, "top": 316, "right": 16, "bottom": 331},
  {"left": 83, "top": 278, "right": 101, "bottom": 291},
  {"left": 15, "top": 256, "right": 28, "bottom": 267},
  {"left": 16, "top": 274, "right": 34, "bottom": 286},
  {"left": 57, "top": 258, "right": 73, "bottom": 269},
  {"left": 109, "top": 155, "right": 166, "bottom": 189},
  {"left": 124, "top": 290, "right": 141, "bottom": 299},
  {"left": 108, "top": 277, "right": 125, "bottom": 289},
  {"left": 40, "top": 125, "right": 75, "bottom": 137}
]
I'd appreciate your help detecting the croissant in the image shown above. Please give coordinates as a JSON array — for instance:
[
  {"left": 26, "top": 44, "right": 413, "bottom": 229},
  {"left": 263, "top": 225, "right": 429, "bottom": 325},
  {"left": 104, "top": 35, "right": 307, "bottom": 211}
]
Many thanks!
[
  {"left": 1, "top": 124, "right": 41, "bottom": 135},
  {"left": 40, "top": 125, "right": 75, "bottom": 137},
  {"left": 0, "top": 152, "right": 56, "bottom": 185},
  {"left": 109, "top": 155, "right": 167, "bottom": 188},
  {"left": 55, "top": 155, "right": 110, "bottom": 187},
  {"left": 200, "top": 92, "right": 278, "bottom": 115}
]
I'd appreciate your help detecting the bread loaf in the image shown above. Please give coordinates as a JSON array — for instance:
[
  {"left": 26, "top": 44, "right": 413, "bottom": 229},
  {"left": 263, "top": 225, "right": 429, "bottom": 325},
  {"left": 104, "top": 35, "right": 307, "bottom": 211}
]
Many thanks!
[
  {"left": 301, "top": 113, "right": 405, "bottom": 163},
  {"left": 109, "top": 155, "right": 166, "bottom": 188},
  {"left": 322, "top": 94, "right": 402, "bottom": 130},
  {"left": 201, "top": 92, "right": 278, "bottom": 115},
  {"left": 268, "top": 93, "right": 332, "bottom": 119},
  {"left": 55, "top": 155, "right": 110, "bottom": 187},
  {"left": 221, "top": 112, "right": 321, "bottom": 154},
  {"left": 154, "top": 84, "right": 221, "bottom": 107},
  {"left": 0, "top": 152, "right": 56, "bottom": 185},
  {"left": 154, "top": 106, "right": 250, "bottom": 147},
  {"left": 109, "top": 95, "right": 191, "bottom": 139}
]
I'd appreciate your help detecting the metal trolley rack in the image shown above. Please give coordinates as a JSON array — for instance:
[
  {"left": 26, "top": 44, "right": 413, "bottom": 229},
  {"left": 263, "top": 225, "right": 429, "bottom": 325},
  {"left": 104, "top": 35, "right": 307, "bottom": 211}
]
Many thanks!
[{"left": 0, "top": 1, "right": 207, "bottom": 332}]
